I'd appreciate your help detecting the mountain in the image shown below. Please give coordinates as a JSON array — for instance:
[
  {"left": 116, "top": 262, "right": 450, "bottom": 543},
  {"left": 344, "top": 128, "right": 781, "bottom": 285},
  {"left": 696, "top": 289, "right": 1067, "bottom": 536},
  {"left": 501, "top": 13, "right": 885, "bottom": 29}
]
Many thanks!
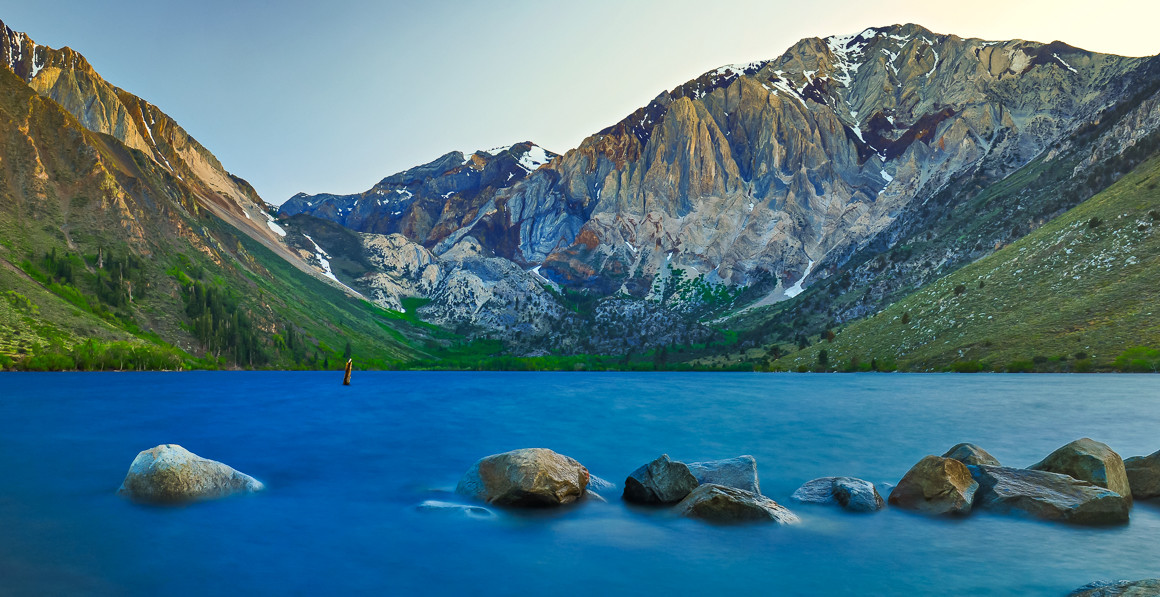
[
  {"left": 279, "top": 23, "right": 1160, "bottom": 362},
  {"left": 295, "top": 25, "right": 1151, "bottom": 300},
  {"left": 0, "top": 18, "right": 427, "bottom": 369}
]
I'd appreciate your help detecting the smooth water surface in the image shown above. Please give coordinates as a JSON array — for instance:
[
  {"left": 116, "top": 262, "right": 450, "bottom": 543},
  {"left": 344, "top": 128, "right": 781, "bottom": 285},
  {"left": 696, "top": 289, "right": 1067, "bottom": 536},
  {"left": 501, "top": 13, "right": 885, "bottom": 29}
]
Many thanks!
[{"left": 1, "top": 372, "right": 1159, "bottom": 595}]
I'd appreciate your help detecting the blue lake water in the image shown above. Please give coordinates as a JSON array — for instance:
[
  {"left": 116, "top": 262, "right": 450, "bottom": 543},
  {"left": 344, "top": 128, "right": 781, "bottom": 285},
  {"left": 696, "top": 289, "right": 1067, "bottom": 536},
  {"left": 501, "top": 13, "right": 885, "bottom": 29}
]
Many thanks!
[{"left": 1, "top": 372, "right": 1159, "bottom": 595}]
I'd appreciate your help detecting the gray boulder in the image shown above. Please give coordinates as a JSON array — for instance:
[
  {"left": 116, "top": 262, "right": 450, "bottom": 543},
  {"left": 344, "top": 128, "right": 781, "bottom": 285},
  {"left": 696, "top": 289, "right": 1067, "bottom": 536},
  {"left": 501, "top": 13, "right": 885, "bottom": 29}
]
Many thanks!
[
  {"left": 674, "top": 484, "right": 799, "bottom": 524},
  {"left": 970, "top": 465, "right": 1130, "bottom": 525},
  {"left": 888, "top": 455, "right": 977, "bottom": 515},
  {"left": 686, "top": 456, "right": 760, "bottom": 494},
  {"left": 117, "top": 444, "right": 264, "bottom": 503},
  {"left": 623, "top": 454, "right": 699, "bottom": 504},
  {"left": 792, "top": 477, "right": 885, "bottom": 512},
  {"left": 1124, "top": 450, "right": 1160, "bottom": 500},
  {"left": 1069, "top": 579, "right": 1160, "bottom": 596},
  {"left": 942, "top": 443, "right": 1001, "bottom": 466},
  {"left": 455, "top": 448, "right": 589, "bottom": 507},
  {"left": 1030, "top": 438, "right": 1132, "bottom": 504}
]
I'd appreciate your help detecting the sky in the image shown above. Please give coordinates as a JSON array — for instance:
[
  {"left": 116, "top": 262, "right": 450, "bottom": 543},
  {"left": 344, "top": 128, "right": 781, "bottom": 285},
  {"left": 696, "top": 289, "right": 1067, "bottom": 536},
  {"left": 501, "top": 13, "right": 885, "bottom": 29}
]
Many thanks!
[{"left": 4, "top": 0, "right": 1159, "bottom": 205}]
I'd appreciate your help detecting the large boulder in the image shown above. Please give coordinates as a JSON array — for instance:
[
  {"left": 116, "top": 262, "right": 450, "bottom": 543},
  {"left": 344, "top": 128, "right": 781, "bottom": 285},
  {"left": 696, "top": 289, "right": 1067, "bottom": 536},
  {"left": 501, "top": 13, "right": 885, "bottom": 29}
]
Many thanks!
[
  {"left": 1124, "top": 450, "right": 1160, "bottom": 500},
  {"left": 1069, "top": 579, "right": 1160, "bottom": 596},
  {"left": 970, "top": 465, "right": 1130, "bottom": 525},
  {"left": 674, "top": 484, "right": 799, "bottom": 524},
  {"left": 887, "top": 455, "right": 977, "bottom": 515},
  {"left": 117, "top": 444, "right": 264, "bottom": 503},
  {"left": 942, "top": 443, "right": 1001, "bottom": 466},
  {"left": 792, "top": 477, "right": 885, "bottom": 512},
  {"left": 623, "top": 454, "right": 699, "bottom": 504},
  {"left": 455, "top": 448, "right": 589, "bottom": 507},
  {"left": 686, "top": 456, "right": 760, "bottom": 494},
  {"left": 1030, "top": 438, "right": 1132, "bottom": 504}
]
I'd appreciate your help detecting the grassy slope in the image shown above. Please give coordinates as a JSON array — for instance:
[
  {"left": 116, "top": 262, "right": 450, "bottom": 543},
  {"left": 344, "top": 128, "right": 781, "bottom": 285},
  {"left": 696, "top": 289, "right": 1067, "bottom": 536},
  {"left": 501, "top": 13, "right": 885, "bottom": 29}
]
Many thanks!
[{"left": 779, "top": 153, "right": 1160, "bottom": 371}]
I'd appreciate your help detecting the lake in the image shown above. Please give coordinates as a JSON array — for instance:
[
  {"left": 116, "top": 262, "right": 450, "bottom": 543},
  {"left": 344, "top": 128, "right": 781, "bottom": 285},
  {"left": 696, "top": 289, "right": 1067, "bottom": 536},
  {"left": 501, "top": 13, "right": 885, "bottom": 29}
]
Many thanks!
[{"left": 1, "top": 372, "right": 1158, "bottom": 595}]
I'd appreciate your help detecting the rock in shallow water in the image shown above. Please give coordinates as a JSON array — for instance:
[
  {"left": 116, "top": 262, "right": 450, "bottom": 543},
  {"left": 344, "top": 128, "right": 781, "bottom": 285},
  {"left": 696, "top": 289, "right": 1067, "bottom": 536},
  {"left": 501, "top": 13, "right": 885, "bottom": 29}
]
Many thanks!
[
  {"left": 674, "top": 484, "right": 799, "bottom": 524},
  {"left": 792, "top": 477, "right": 884, "bottom": 512},
  {"left": 686, "top": 456, "right": 760, "bottom": 495},
  {"left": 417, "top": 500, "right": 496, "bottom": 519},
  {"left": 888, "top": 455, "right": 977, "bottom": 515},
  {"left": 455, "top": 448, "right": 589, "bottom": 507},
  {"left": 1123, "top": 450, "right": 1160, "bottom": 500},
  {"left": 1031, "top": 438, "right": 1132, "bottom": 505},
  {"left": 969, "top": 465, "right": 1130, "bottom": 525},
  {"left": 1069, "top": 579, "right": 1160, "bottom": 596},
  {"left": 117, "top": 444, "right": 264, "bottom": 503},
  {"left": 942, "top": 443, "right": 1001, "bottom": 466},
  {"left": 623, "top": 454, "right": 699, "bottom": 504}
]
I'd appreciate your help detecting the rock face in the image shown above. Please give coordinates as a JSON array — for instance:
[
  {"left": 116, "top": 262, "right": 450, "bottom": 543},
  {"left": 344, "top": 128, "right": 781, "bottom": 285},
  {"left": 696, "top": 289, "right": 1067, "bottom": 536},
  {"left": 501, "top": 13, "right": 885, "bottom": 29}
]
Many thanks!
[
  {"left": 1030, "top": 438, "right": 1133, "bottom": 504},
  {"left": 942, "top": 443, "right": 1001, "bottom": 466},
  {"left": 280, "top": 142, "right": 558, "bottom": 249},
  {"left": 1069, "top": 579, "right": 1160, "bottom": 597},
  {"left": 969, "top": 465, "right": 1130, "bottom": 525},
  {"left": 455, "top": 448, "right": 590, "bottom": 507},
  {"left": 792, "top": 477, "right": 885, "bottom": 512},
  {"left": 674, "top": 484, "right": 800, "bottom": 524},
  {"left": 623, "top": 454, "right": 699, "bottom": 504},
  {"left": 1124, "top": 450, "right": 1160, "bottom": 499},
  {"left": 686, "top": 456, "right": 761, "bottom": 494},
  {"left": 117, "top": 444, "right": 264, "bottom": 503},
  {"left": 887, "top": 455, "right": 977, "bottom": 515}
]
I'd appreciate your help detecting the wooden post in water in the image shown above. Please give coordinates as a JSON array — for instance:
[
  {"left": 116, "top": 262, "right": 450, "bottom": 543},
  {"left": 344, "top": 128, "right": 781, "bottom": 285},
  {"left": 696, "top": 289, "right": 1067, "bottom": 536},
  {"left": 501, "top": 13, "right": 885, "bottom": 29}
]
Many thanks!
[{"left": 343, "top": 359, "right": 352, "bottom": 386}]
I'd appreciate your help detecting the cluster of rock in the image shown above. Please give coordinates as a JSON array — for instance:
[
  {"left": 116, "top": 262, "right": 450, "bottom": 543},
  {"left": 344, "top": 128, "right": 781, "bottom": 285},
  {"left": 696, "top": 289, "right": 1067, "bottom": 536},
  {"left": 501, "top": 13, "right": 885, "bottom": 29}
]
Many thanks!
[
  {"left": 115, "top": 441, "right": 1160, "bottom": 535},
  {"left": 888, "top": 438, "right": 1152, "bottom": 525}
]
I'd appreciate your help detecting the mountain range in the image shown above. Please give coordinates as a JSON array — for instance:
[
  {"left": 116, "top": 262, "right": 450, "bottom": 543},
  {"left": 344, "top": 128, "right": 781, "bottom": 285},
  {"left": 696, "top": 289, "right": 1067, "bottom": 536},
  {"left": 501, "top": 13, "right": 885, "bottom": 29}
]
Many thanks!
[{"left": 2, "top": 18, "right": 1159, "bottom": 371}]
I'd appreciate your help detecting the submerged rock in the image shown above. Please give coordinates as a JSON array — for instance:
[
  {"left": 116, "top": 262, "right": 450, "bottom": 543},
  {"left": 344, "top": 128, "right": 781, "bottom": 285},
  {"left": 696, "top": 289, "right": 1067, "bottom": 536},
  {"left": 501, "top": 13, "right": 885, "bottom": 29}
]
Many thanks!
[
  {"left": 417, "top": 500, "right": 496, "bottom": 519},
  {"left": 623, "top": 454, "right": 699, "bottom": 504},
  {"left": 970, "top": 465, "right": 1130, "bottom": 525},
  {"left": 888, "top": 455, "right": 977, "bottom": 515},
  {"left": 1069, "top": 579, "right": 1160, "bottom": 596},
  {"left": 455, "top": 448, "right": 589, "bottom": 507},
  {"left": 588, "top": 474, "right": 616, "bottom": 492},
  {"left": 1124, "top": 450, "right": 1160, "bottom": 500},
  {"left": 674, "top": 484, "right": 799, "bottom": 524},
  {"left": 792, "top": 477, "right": 885, "bottom": 512},
  {"left": 1030, "top": 438, "right": 1132, "bottom": 504},
  {"left": 942, "top": 443, "right": 1001, "bottom": 466},
  {"left": 686, "top": 456, "right": 760, "bottom": 495},
  {"left": 117, "top": 444, "right": 264, "bottom": 503}
]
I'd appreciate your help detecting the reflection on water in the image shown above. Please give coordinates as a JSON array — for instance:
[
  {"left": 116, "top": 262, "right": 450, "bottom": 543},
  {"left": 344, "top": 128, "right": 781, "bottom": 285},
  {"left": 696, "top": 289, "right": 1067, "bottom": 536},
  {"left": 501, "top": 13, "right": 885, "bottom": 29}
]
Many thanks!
[{"left": 1, "top": 372, "right": 1159, "bottom": 595}]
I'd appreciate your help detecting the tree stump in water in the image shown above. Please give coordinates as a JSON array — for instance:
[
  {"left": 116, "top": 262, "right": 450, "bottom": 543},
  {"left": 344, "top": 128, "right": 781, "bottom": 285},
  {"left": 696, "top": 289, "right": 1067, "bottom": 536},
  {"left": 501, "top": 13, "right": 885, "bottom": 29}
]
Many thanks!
[{"left": 343, "top": 359, "right": 352, "bottom": 386}]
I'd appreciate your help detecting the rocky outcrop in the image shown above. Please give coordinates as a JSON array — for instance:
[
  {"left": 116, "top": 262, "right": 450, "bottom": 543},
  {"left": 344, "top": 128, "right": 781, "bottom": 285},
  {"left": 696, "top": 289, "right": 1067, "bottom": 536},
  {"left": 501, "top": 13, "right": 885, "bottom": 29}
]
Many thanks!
[
  {"left": 1069, "top": 579, "right": 1160, "bottom": 596},
  {"left": 455, "top": 448, "right": 590, "bottom": 507},
  {"left": 280, "top": 142, "right": 558, "bottom": 250},
  {"left": 686, "top": 456, "right": 761, "bottom": 494},
  {"left": 792, "top": 477, "right": 885, "bottom": 512},
  {"left": 1124, "top": 450, "right": 1160, "bottom": 500},
  {"left": 887, "top": 455, "right": 977, "bottom": 515},
  {"left": 674, "top": 484, "right": 799, "bottom": 524},
  {"left": 969, "top": 465, "right": 1130, "bottom": 525},
  {"left": 1030, "top": 438, "right": 1132, "bottom": 504},
  {"left": 623, "top": 454, "right": 699, "bottom": 504},
  {"left": 942, "top": 443, "right": 1001, "bottom": 466},
  {"left": 117, "top": 444, "right": 264, "bottom": 503}
]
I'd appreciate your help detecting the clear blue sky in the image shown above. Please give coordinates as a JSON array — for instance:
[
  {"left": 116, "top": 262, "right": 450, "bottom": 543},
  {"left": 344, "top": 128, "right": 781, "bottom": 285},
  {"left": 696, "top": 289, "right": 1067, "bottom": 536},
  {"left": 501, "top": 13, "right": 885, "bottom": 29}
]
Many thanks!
[{"left": 5, "top": 0, "right": 1157, "bottom": 204}]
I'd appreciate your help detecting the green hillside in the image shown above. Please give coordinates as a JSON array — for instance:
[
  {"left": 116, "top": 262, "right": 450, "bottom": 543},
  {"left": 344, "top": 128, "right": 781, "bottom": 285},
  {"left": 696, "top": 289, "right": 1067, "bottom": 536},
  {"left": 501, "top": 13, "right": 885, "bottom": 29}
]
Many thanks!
[{"left": 776, "top": 153, "right": 1160, "bottom": 372}]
